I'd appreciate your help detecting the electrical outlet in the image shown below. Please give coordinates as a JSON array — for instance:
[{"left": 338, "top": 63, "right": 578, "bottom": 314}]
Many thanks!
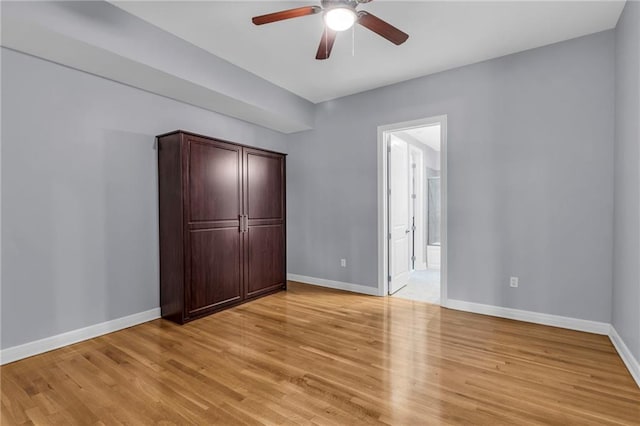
[
  {"left": 340, "top": 258, "right": 347, "bottom": 267},
  {"left": 510, "top": 276, "right": 519, "bottom": 288}
]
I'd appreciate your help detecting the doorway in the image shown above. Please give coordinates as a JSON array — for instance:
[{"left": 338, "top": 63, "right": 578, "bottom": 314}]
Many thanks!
[{"left": 377, "top": 116, "right": 447, "bottom": 305}]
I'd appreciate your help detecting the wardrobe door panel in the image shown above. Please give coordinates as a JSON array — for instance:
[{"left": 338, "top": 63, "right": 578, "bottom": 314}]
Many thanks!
[
  {"left": 188, "top": 228, "right": 242, "bottom": 315},
  {"left": 243, "top": 148, "right": 286, "bottom": 297},
  {"left": 189, "top": 139, "right": 241, "bottom": 222},
  {"left": 246, "top": 225, "right": 285, "bottom": 297},
  {"left": 245, "top": 151, "right": 284, "bottom": 221}
]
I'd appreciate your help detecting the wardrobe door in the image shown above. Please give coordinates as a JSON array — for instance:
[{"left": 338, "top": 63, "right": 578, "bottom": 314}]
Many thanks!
[
  {"left": 243, "top": 148, "right": 286, "bottom": 298},
  {"left": 186, "top": 137, "right": 243, "bottom": 318}
]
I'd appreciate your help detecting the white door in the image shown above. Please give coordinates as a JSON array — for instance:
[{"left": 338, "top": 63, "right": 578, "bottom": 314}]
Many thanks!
[{"left": 388, "top": 136, "right": 410, "bottom": 294}]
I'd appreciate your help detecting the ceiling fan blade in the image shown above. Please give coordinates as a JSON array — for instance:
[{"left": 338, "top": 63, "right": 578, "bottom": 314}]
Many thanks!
[
  {"left": 357, "top": 11, "right": 409, "bottom": 45},
  {"left": 252, "top": 6, "right": 321, "bottom": 25},
  {"left": 316, "top": 28, "right": 337, "bottom": 60}
]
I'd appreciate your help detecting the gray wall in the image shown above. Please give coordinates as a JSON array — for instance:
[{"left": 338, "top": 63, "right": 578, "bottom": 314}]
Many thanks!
[
  {"left": 0, "top": 47, "right": 287, "bottom": 349},
  {"left": 287, "top": 31, "right": 615, "bottom": 322},
  {"left": 2, "top": 1, "right": 315, "bottom": 133},
  {"left": 0, "top": 23, "right": 625, "bottom": 350},
  {"left": 613, "top": 1, "right": 640, "bottom": 361}
]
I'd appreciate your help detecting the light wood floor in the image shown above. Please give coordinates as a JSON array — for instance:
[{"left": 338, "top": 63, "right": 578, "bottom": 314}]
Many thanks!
[{"left": 2, "top": 282, "right": 639, "bottom": 425}]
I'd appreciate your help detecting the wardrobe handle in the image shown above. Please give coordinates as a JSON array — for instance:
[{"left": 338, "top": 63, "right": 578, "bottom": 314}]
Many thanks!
[
  {"left": 239, "top": 214, "right": 248, "bottom": 233},
  {"left": 239, "top": 214, "right": 244, "bottom": 233}
]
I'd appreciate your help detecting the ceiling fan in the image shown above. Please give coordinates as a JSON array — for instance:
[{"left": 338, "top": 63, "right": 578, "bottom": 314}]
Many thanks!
[{"left": 251, "top": 0, "right": 409, "bottom": 60}]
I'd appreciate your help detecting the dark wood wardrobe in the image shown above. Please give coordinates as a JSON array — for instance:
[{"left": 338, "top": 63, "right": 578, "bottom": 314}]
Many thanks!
[{"left": 157, "top": 130, "right": 286, "bottom": 324}]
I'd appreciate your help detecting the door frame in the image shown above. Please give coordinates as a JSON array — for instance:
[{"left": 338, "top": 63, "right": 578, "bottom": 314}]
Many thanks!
[
  {"left": 377, "top": 115, "right": 448, "bottom": 305},
  {"left": 408, "top": 144, "right": 426, "bottom": 271}
]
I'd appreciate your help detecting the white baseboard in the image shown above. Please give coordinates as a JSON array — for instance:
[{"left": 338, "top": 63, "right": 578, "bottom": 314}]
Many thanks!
[
  {"left": 287, "top": 273, "right": 381, "bottom": 296},
  {"left": 0, "top": 308, "right": 161, "bottom": 365},
  {"left": 609, "top": 326, "right": 640, "bottom": 388},
  {"left": 445, "top": 299, "right": 611, "bottom": 335},
  {"left": 2, "top": 293, "right": 638, "bottom": 390}
]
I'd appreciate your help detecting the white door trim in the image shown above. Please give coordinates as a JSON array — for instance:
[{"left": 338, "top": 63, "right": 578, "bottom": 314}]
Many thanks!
[{"left": 377, "top": 115, "right": 448, "bottom": 304}]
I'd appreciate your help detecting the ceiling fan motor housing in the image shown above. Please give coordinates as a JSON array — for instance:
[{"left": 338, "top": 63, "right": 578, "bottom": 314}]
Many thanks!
[{"left": 321, "top": 0, "right": 359, "bottom": 11}]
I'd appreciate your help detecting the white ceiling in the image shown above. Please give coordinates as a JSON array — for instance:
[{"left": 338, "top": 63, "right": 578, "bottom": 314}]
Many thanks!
[
  {"left": 113, "top": 1, "right": 625, "bottom": 103},
  {"left": 397, "top": 124, "right": 441, "bottom": 152}
]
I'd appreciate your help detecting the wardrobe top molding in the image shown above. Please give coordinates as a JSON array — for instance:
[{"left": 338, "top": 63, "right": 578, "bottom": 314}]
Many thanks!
[{"left": 156, "top": 130, "right": 288, "bottom": 156}]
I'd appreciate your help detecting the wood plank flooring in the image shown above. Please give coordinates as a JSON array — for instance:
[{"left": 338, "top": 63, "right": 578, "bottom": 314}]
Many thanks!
[{"left": 2, "top": 282, "right": 639, "bottom": 425}]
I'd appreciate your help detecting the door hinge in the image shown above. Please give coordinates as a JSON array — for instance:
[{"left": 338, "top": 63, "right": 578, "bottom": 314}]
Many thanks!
[
  {"left": 387, "top": 146, "right": 391, "bottom": 153},
  {"left": 411, "top": 194, "right": 416, "bottom": 199},
  {"left": 412, "top": 163, "right": 417, "bottom": 169},
  {"left": 388, "top": 275, "right": 392, "bottom": 282},
  {"left": 388, "top": 188, "right": 391, "bottom": 196},
  {"left": 411, "top": 255, "right": 416, "bottom": 262},
  {"left": 387, "top": 233, "right": 391, "bottom": 240}
]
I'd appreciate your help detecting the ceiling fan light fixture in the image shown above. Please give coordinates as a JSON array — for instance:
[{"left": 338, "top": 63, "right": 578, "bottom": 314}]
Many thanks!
[
  {"left": 324, "top": 7, "right": 356, "bottom": 31},
  {"left": 251, "top": 2, "right": 409, "bottom": 60}
]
